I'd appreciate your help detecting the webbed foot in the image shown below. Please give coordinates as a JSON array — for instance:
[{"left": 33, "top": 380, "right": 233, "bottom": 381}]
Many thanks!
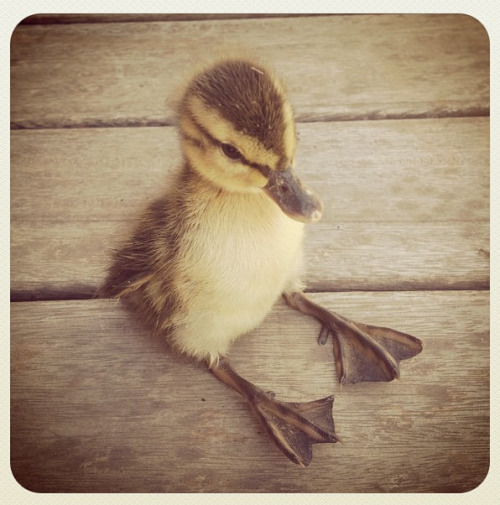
[
  {"left": 211, "top": 357, "right": 338, "bottom": 466},
  {"left": 284, "top": 292, "right": 423, "bottom": 384}
]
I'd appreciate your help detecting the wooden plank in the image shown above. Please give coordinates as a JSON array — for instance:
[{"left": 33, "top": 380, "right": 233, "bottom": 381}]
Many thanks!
[
  {"left": 10, "top": 117, "right": 489, "bottom": 297},
  {"left": 10, "top": 220, "right": 490, "bottom": 300},
  {"left": 11, "top": 117, "right": 490, "bottom": 224},
  {"left": 11, "top": 15, "right": 489, "bottom": 128},
  {"left": 10, "top": 291, "right": 489, "bottom": 492}
]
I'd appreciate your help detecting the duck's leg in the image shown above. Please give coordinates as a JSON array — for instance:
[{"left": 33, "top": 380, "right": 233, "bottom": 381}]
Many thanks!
[
  {"left": 210, "top": 357, "right": 338, "bottom": 466},
  {"left": 283, "top": 291, "right": 423, "bottom": 385}
]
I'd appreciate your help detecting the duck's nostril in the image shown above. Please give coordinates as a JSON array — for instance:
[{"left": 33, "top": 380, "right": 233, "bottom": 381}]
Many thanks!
[{"left": 278, "top": 182, "right": 289, "bottom": 193}]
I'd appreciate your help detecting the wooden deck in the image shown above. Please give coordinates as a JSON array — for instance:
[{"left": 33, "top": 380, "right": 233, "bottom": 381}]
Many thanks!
[{"left": 10, "top": 14, "right": 489, "bottom": 493}]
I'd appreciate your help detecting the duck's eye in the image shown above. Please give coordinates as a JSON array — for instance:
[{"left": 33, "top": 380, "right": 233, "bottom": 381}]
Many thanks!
[{"left": 221, "top": 143, "right": 243, "bottom": 160}]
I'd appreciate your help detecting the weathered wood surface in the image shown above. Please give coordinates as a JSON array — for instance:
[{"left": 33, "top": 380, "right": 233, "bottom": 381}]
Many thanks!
[
  {"left": 11, "top": 15, "right": 489, "bottom": 128},
  {"left": 10, "top": 117, "right": 489, "bottom": 298},
  {"left": 11, "top": 291, "right": 489, "bottom": 493},
  {"left": 9, "top": 14, "right": 490, "bottom": 495},
  {"left": 10, "top": 219, "right": 490, "bottom": 300},
  {"left": 11, "top": 118, "right": 489, "bottom": 223}
]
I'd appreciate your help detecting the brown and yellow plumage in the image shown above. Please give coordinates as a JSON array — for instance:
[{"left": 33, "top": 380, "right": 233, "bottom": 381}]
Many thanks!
[{"left": 101, "top": 57, "right": 421, "bottom": 466}]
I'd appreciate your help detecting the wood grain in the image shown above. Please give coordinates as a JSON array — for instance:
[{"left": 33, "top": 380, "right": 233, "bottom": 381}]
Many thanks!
[
  {"left": 10, "top": 220, "right": 489, "bottom": 300},
  {"left": 11, "top": 15, "right": 489, "bottom": 128},
  {"left": 9, "top": 14, "right": 491, "bottom": 495},
  {"left": 11, "top": 291, "right": 489, "bottom": 492},
  {"left": 10, "top": 117, "right": 489, "bottom": 297},
  {"left": 11, "top": 117, "right": 490, "bottom": 224}
]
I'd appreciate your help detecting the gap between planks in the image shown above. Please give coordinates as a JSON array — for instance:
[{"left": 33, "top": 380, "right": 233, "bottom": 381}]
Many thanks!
[
  {"left": 10, "top": 285, "right": 491, "bottom": 304},
  {"left": 20, "top": 14, "right": 328, "bottom": 25},
  {"left": 10, "top": 107, "right": 490, "bottom": 131}
]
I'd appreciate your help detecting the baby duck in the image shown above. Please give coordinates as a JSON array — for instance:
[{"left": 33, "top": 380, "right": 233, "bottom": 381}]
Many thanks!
[{"left": 101, "top": 57, "right": 422, "bottom": 466}]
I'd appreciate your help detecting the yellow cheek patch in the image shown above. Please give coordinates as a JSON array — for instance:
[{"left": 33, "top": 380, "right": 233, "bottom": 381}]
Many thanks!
[
  {"left": 180, "top": 115, "right": 204, "bottom": 144},
  {"left": 282, "top": 101, "right": 296, "bottom": 162},
  {"left": 187, "top": 96, "right": 234, "bottom": 145}
]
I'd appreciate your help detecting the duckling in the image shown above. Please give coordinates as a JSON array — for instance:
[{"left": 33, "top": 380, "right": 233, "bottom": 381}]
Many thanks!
[{"left": 101, "top": 57, "right": 422, "bottom": 466}]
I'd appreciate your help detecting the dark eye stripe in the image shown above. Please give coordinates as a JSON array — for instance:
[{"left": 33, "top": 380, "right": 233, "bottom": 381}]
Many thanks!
[
  {"left": 247, "top": 160, "right": 271, "bottom": 177},
  {"left": 187, "top": 112, "right": 271, "bottom": 178}
]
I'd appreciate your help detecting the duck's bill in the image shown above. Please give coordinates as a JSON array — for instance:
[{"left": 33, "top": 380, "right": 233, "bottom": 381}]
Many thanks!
[{"left": 264, "top": 167, "right": 323, "bottom": 224}]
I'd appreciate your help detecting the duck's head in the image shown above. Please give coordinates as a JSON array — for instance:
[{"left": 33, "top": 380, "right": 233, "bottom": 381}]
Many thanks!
[{"left": 178, "top": 58, "right": 323, "bottom": 224}]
